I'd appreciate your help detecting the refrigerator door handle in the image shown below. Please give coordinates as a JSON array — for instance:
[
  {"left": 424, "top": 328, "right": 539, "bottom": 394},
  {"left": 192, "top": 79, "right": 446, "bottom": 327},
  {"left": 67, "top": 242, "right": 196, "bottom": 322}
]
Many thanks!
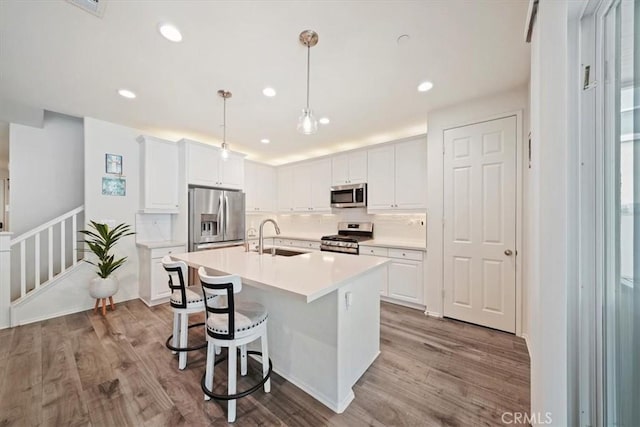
[
  {"left": 224, "top": 193, "right": 229, "bottom": 239},
  {"left": 218, "top": 192, "right": 225, "bottom": 238}
]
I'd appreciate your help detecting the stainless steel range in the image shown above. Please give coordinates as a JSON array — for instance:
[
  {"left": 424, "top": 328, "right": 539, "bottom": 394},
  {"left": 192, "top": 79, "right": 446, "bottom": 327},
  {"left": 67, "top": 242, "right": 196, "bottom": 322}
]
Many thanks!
[{"left": 320, "top": 222, "right": 373, "bottom": 255}]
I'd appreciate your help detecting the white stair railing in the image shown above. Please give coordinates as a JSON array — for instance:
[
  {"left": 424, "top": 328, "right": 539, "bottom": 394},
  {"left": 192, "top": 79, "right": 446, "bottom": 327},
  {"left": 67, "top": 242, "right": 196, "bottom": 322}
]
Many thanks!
[{"left": 9, "top": 206, "right": 84, "bottom": 300}]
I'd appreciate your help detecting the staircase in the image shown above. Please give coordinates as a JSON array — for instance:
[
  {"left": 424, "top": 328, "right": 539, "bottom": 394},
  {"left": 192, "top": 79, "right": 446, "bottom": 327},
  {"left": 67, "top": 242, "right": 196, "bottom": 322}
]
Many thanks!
[{"left": 0, "top": 206, "right": 86, "bottom": 328}]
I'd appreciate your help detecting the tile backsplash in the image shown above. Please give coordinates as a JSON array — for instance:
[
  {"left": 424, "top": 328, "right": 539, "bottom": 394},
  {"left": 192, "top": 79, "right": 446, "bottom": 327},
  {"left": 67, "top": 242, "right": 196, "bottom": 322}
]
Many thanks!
[{"left": 246, "top": 209, "right": 426, "bottom": 242}]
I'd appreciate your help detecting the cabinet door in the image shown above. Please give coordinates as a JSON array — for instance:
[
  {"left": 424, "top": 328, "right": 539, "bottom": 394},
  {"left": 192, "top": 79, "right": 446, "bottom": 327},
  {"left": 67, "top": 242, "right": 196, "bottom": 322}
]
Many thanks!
[
  {"left": 220, "top": 153, "right": 244, "bottom": 190},
  {"left": 244, "top": 161, "right": 258, "bottom": 211},
  {"left": 388, "top": 260, "right": 423, "bottom": 304},
  {"left": 187, "top": 143, "right": 221, "bottom": 186},
  {"left": 394, "top": 138, "right": 427, "bottom": 209},
  {"left": 277, "top": 166, "right": 294, "bottom": 212},
  {"left": 141, "top": 138, "right": 179, "bottom": 212},
  {"left": 367, "top": 145, "right": 395, "bottom": 210},
  {"left": 292, "top": 164, "right": 312, "bottom": 211},
  {"left": 151, "top": 259, "right": 173, "bottom": 300},
  {"left": 247, "top": 163, "right": 276, "bottom": 212},
  {"left": 348, "top": 151, "right": 368, "bottom": 184},
  {"left": 310, "top": 159, "right": 332, "bottom": 211},
  {"left": 331, "top": 154, "right": 350, "bottom": 186}
]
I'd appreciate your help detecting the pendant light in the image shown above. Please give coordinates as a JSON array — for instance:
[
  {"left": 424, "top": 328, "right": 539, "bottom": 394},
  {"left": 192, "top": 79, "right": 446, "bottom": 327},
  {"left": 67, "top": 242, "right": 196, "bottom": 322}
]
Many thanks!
[
  {"left": 218, "top": 89, "right": 232, "bottom": 159},
  {"left": 297, "top": 30, "right": 319, "bottom": 135}
]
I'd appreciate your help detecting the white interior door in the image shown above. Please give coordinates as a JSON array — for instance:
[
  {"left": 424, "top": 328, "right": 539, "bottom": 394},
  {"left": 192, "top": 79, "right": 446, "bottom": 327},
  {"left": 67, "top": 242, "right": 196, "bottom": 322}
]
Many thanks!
[{"left": 443, "top": 116, "right": 517, "bottom": 333}]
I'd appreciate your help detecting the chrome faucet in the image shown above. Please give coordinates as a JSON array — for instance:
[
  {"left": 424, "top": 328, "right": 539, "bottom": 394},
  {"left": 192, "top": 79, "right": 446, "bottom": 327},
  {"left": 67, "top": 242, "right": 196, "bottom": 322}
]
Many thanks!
[{"left": 258, "top": 219, "right": 281, "bottom": 255}]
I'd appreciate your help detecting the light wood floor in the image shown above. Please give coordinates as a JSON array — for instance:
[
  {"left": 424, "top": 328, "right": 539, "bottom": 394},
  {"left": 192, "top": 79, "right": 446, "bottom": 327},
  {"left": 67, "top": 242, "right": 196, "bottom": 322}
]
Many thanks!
[{"left": 0, "top": 300, "right": 530, "bottom": 426}]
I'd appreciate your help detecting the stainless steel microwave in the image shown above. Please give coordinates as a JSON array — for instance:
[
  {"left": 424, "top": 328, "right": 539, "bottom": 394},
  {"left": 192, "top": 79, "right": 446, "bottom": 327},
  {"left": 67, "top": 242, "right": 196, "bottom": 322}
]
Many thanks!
[{"left": 330, "top": 183, "right": 367, "bottom": 208}]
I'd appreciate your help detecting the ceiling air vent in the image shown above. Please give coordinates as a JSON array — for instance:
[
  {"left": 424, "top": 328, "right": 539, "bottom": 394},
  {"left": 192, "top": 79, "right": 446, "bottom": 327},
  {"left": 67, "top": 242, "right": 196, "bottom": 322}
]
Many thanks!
[{"left": 67, "top": 0, "right": 107, "bottom": 18}]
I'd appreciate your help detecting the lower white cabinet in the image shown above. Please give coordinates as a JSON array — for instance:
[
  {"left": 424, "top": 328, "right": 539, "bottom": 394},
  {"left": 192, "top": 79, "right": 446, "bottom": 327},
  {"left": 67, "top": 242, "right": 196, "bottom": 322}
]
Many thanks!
[
  {"left": 360, "top": 245, "right": 424, "bottom": 306},
  {"left": 138, "top": 244, "right": 186, "bottom": 306},
  {"left": 273, "top": 238, "right": 320, "bottom": 251}
]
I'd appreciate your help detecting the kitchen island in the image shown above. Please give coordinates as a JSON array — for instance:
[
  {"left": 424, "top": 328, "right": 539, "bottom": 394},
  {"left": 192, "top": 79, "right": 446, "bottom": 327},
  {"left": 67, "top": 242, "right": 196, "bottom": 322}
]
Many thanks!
[{"left": 172, "top": 246, "right": 389, "bottom": 413}]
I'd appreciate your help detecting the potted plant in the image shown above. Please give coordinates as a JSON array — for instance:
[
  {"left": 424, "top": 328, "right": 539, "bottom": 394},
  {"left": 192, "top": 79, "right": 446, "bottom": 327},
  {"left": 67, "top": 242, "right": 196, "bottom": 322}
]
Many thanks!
[{"left": 79, "top": 220, "right": 135, "bottom": 300}]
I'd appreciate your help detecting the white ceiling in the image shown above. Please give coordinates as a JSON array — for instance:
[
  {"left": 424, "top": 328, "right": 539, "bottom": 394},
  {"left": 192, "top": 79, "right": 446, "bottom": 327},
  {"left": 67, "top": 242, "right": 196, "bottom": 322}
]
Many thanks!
[{"left": 0, "top": 0, "right": 530, "bottom": 165}]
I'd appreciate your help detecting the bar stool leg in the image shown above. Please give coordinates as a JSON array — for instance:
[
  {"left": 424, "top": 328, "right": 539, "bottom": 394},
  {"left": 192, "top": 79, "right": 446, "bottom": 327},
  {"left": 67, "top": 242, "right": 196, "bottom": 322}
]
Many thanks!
[
  {"left": 171, "top": 312, "right": 180, "bottom": 355},
  {"left": 178, "top": 313, "right": 188, "bottom": 370},
  {"left": 240, "top": 345, "right": 247, "bottom": 376},
  {"left": 227, "top": 343, "right": 237, "bottom": 422},
  {"left": 261, "top": 331, "right": 271, "bottom": 393},
  {"left": 215, "top": 345, "right": 221, "bottom": 355},
  {"left": 204, "top": 341, "right": 216, "bottom": 401}
]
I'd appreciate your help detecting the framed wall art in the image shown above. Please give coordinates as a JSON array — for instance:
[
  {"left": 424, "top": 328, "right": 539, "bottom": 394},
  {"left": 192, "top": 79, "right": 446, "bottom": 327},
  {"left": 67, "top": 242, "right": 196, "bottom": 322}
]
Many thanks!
[{"left": 105, "top": 153, "right": 123, "bottom": 175}]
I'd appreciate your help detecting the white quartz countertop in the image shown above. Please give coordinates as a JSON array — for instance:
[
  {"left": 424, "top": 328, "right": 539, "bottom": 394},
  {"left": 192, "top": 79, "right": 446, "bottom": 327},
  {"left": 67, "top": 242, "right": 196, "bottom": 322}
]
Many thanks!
[
  {"left": 171, "top": 246, "right": 389, "bottom": 303},
  {"left": 136, "top": 241, "right": 186, "bottom": 249}
]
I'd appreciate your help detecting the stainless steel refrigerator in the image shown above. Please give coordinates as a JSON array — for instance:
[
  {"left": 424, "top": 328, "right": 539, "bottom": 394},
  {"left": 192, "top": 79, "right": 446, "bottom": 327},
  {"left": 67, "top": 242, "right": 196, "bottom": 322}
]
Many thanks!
[{"left": 188, "top": 187, "right": 245, "bottom": 252}]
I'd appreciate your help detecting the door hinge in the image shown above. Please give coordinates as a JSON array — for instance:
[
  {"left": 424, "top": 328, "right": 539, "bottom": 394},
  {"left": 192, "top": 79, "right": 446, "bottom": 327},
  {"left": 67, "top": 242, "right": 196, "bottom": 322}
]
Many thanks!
[{"left": 583, "top": 64, "right": 598, "bottom": 90}]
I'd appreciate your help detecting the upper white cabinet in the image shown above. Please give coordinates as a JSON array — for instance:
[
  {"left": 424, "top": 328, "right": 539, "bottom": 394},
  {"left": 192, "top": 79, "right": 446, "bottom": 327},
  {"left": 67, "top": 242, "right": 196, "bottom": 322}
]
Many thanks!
[
  {"left": 331, "top": 151, "right": 367, "bottom": 186},
  {"left": 291, "top": 159, "right": 331, "bottom": 212},
  {"left": 245, "top": 161, "right": 276, "bottom": 212},
  {"left": 182, "top": 139, "right": 244, "bottom": 190},
  {"left": 367, "top": 137, "right": 426, "bottom": 211},
  {"left": 277, "top": 166, "right": 294, "bottom": 212},
  {"left": 137, "top": 135, "right": 179, "bottom": 213}
]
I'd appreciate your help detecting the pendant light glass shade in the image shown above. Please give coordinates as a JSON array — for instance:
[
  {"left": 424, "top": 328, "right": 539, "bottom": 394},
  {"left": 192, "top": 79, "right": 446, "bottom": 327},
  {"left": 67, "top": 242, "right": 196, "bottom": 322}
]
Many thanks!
[
  {"left": 220, "top": 142, "right": 230, "bottom": 160},
  {"left": 297, "top": 108, "right": 318, "bottom": 135}
]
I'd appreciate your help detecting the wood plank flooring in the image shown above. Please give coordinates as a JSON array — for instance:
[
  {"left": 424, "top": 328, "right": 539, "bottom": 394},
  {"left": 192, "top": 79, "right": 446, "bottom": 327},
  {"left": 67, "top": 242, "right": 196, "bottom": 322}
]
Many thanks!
[{"left": 0, "top": 300, "right": 530, "bottom": 426}]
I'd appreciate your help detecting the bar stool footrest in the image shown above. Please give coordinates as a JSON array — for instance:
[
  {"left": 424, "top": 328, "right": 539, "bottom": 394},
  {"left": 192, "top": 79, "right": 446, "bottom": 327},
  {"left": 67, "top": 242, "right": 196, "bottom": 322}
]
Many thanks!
[
  {"left": 165, "top": 322, "right": 207, "bottom": 352},
  {"left": 201, "top": 351, "right": 273, "bottom": 401}
]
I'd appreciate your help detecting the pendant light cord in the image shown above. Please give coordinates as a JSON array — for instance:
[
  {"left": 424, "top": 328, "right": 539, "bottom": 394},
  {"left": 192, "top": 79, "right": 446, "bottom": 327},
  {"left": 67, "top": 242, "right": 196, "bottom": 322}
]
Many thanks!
[
  {"left": 306, "top": 45, "right": 311, "bottom": 110},
  {"left": 223, "top": 96, "right": 226, "bottom": 144}
]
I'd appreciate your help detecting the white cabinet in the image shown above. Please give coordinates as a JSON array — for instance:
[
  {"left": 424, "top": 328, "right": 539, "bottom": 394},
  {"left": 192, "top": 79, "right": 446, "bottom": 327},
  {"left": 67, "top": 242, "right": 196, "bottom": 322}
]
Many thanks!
[
  {"left": 274, "top": 238, "right": 321, "bottom": 251},
  {"left": 387, "top": 249, "right": 424, "bottom": 304},
  {"left": 245, "top": 161, "right": 276, "bottom": 212},
  {"left": 138, "top": 244, "right": 186, "bottom": 306},
  {"left": 367, "top": 137, "right": 427, "bottom": 211},
  {"left": 137, "top": 136, "right": 180, "bottom": 213},
  {"left": 290, "top": 159, "right": 331, "bottom": 212},
  {"left": 359, "top": 245, "right": 424, "bottom": 306},
  {"left": 331, "top": 151, "right": 367, "bottom": 185},
  {"left": 277, "top": 166, "right": 294, "bottom": 212},
  {"left": 183, "top": 139, "right": 244, "bottom": 190},
  {"left": 367, "top": 145, "right": 396, "bottom": 210}
]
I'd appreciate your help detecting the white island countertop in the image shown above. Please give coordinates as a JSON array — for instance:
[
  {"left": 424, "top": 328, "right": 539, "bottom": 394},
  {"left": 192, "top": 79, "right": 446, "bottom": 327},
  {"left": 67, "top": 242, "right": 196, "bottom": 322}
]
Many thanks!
[{"left": 171, "top": 246, "right": 389, "bottom": 303}]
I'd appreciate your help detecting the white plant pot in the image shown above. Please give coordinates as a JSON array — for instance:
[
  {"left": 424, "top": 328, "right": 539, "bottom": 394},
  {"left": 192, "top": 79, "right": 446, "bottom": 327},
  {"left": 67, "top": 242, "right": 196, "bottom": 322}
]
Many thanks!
[{"left": 89, "top": 277, "right": 119, "bottom": 299}]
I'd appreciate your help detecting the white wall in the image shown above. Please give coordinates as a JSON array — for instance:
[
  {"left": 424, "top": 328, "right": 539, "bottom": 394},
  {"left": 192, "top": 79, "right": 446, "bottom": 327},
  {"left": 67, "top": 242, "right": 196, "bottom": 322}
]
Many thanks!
[
  {"left": 424, "top": 85, "right": 529, "bottom": 320},
  {"left": 9, "top": 111, "right": 84, "bottom": 235},
  {"left": 84, "top": 117, "right": 141, "bottom": 304}
]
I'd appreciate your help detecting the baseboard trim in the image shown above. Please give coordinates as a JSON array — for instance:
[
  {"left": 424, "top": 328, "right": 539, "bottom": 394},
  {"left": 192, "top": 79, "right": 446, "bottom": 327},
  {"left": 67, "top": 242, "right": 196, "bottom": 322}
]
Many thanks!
[
  {"left": 424, "top": 310, "right": 443, "bottom": 318},
  {"left": 521, "top": 332, "right": 531, "bottom": 358},
  {"left": 10, "top": 295, "right": 139, "bottom": 327}
]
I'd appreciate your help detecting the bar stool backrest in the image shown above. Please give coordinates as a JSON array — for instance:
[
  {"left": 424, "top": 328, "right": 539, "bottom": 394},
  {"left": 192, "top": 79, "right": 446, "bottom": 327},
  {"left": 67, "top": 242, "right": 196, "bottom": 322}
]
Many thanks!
[
  {"left": 162, "top": 256, "right": 189, "bottom": 309},
  {"left": 198, "top": 267, "right": 242, "bottom": 340}
]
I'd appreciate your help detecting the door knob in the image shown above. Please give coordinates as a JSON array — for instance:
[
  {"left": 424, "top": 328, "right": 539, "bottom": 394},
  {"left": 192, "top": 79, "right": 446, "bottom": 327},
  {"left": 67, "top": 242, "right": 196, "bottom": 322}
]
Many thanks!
[{"left": 504, "top": 249, "right": 513, "bottom": 256}]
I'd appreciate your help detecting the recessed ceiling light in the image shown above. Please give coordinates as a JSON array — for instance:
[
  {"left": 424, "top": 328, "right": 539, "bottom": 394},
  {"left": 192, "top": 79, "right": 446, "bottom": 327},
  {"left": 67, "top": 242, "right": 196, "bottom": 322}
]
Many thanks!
[
  {"left": 260, "top": 139, "right": 270, "bottom": 144},
  {"left": 319, "top": 117, "right": 330, "bottom": 125},
  {"left": 158, "top": 23, "right": 183, "bottom": 42},
  {"left": 417, "top": 81, "right": 434, "bottom": 92},
  {"left": 262, "top": 87, "right": 276, "bottom": 97},
  {"left": 118, "top": 89, "right": 136, "bottom": 99}
]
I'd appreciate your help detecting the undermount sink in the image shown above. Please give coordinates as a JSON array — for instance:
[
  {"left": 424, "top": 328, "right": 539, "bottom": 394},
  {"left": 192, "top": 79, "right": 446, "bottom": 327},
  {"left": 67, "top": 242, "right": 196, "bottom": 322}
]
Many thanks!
[{"left": 258, "top": 247, "right": 309, "bottom": 257}]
